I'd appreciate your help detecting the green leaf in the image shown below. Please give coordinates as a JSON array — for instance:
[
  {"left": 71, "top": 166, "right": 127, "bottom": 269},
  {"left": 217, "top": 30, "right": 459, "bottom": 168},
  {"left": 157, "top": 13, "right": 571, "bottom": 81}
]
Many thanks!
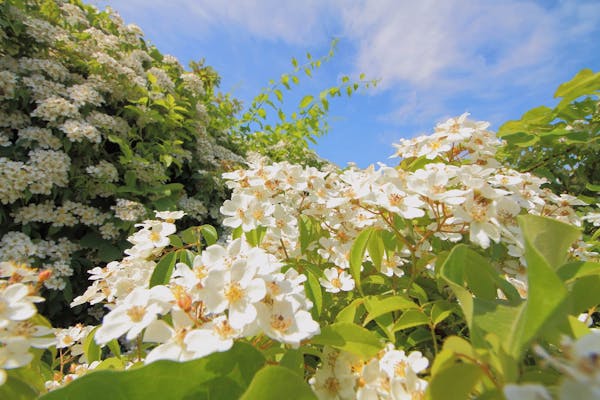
[
  {"left": 181, "top": 226, "right": 201, "bottom": 245},
  {"left": 240, "top": 366, "right": 316, "bottom": 400},
  {"left": 279, "top": 349, "right": 304, "bottom": 376},
  {"left": 40, "top": 342, "right": 265, "bottom": 400},
  {"left": 350, "top": 227, "right": 375, "bottom": 294},
  {"left": 367, "top": 229, "right": 385, "bottom": 271},
  {"left": 363, "top": 294, "right": 419, "bottom": 325},
  {"left": 298, "top": 215, "right": 313, "bottom": 253},
  {"left": 586, "top": 183, "right": 600, "bottom": 192},
  {"left": 335, "top": 298, "right": 365, "bottom": 324},
  {"left": 245, "top": 226, "right": 267, "bottom": 247},
  {"left": 0, "top": 367, "right": 43, "bottom": 400},
  {"left": 426, "top": 362, "right": 483, "bottom": 400},
  {"left": 310, "top": 323, "right": 382, "bottom": 358},
  {"left": 497, "top": 132, "right": 539, "bottom": 147},
  {"left": 168, "top": 234, "right": 183, "bottom": 248},
  {"left": 440, "top": 245, "right": 522, "bottom": 350},
  {"left": 149, "top": 251, "right": 177, "bottom": 287},
  {"left": 430, "top": 300, "right": 454, "bottom": 326},
  {"left": 430, "top": 336, "right": 476, "bottom": 375},
  {"left": 557, "top": 261, "right": 600, "bottom": 282},
  {"left": 554, "top": 69, "right": 600, "bottom": 108},
  {"left": 299, "top": 95, "right": 314, "bottom": 109},
  {"left": 83, "top": 326, "right": 102, "bottom": 363},
  {"left": 107, "top": 339, "right": 121, "bottom": 358},
  {"left": 569, "top": 275, "right": 600, "bottom": 312},
  {"left": 304, "top": 269, "right": 323, "bottom": 319},
  {"left": 518, "top": 215, "right": 580, "bottom": 271},
  {"left": 392, "top": 309, "right": 429, "bottom": 332},
  {"left": 505, "top": 216, "right": 578, "bottom": 359},
  {"left": 200, "top": 224, "right": 218, "bottom": 246},
  {"left": 95, "top": 357, "right": 125, "bottom": 371},
  {"left": 107, "top": 135, "right": 133, "bottom": 159}
]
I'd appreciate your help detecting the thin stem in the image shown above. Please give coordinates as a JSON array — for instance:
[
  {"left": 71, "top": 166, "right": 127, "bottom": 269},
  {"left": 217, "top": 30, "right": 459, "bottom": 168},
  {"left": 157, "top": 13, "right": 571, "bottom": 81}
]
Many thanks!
[
  {"left": 137, "top": 335, "right": 143, "bottom": 362},
  {"left": 429, "top": 323, "right": 439, "bottom": 356}
]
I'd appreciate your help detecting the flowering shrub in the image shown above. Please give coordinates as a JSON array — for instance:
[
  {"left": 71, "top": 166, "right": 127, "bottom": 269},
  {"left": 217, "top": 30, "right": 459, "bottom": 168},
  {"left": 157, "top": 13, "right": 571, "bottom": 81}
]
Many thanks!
[
  {"left": 0, "top": 0, "right": 249, "bottom": 323},
  {"left": 0, "top": 113, "right": 598, "bottom": 399},
  {"left": 0, "top": 0, "right": 377, "bottom": 328}
]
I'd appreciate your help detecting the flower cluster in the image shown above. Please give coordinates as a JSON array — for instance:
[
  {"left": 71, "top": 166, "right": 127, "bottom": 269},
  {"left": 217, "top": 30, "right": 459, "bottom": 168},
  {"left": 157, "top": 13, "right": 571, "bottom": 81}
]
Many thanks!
[
  {"left": 220, "top": 113, "right": 592, "bottom": 298},
  {"left": 72, "top": 211, "right": 319, "bottom": 366},
  {"left": 309, "top": 345, "right": 428, "bottom": 400},
  {"left": 0, "top": 234, "right": 79, "bottom": 291}
]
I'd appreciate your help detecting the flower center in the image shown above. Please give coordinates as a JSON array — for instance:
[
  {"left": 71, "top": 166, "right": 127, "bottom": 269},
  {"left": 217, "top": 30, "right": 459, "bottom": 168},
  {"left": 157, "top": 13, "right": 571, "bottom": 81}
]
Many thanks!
[
  {"left": 149, "top": 231, "right": 161, "bottom": 242},
  {"left": 389, "top": 193, "right": 404, "bottom": 207},
  {"left": 270, "top": 314, "right": 292, "bottom": 333},
  {"left": 324, "top": 377, "right": 340, "bottom": 394},
  {"left": 252, "top": 209, "right": 264, "bottom": 220},
  {"left": 225, "top": 283, "right": 244, "bottom": 303},
  {"left": 214, "top": 319, "right": 235, "bottom": 339},
  {"left": 126, "top": 305, "right": 146, "bottom": 323},
  {"left": 394, "top": 361, "right": 407, "bottom": 377}
]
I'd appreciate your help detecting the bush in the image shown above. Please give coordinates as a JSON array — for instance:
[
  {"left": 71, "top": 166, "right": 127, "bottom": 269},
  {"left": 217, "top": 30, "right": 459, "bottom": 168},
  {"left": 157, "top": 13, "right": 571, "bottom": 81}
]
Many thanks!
[
  {"left": 0, "top": 0, "right": 246, "bottom": 324},
  {"left": 1, "top": 113, "right": 598, "bottom": 399}
]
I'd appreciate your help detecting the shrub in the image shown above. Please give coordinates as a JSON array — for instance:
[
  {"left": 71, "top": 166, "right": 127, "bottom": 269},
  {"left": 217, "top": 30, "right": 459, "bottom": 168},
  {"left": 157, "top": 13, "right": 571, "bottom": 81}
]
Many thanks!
[
  {"left": 0, "top": 0, "right": 246, "bottom": 324},
  {"left": 1, "top": 113, "right": 597, "bottom": 399}
]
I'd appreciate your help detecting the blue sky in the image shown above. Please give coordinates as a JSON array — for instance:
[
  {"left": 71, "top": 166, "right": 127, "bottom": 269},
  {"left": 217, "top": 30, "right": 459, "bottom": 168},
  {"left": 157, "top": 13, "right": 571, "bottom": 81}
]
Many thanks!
[{"left": 92, "top": 0, "right": 600, "bottom": 168}]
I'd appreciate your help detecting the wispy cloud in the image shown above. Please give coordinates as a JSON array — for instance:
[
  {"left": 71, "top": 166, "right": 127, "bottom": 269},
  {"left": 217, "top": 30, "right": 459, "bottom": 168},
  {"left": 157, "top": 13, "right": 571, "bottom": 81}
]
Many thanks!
[
  {"left": 95, "top": 0, "right": 337, "bottom": 45},
  {"left": 340, "top": 0, "right": 598, "bottom": 88},
  {"left": 94, "top": 0, "right": 600, "bottom": 135}
]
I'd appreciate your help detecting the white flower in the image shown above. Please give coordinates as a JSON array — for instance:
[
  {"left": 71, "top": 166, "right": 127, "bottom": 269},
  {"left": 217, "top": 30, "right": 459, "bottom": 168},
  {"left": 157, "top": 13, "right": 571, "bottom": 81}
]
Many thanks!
[
  {"left": 200, "top": 259, "right": 266, "bottom": 329},
  {"left": 256, "top": 300, "right": 320, "bottom": 347},
  {"left": 374, "top": 183, "right": 425, "bottom": 219},
  {"left": 319, "top": 268, "right": 355, "bottom": 293},
  {"left": 129, "top": 220, "right": 176, "bottom": 249},
  {"left": 94, "top": 286, "right": 173, "bottom": 344},
  {"left": 183, "top": 316, "right": 240, "bottom": 359},
  {"left": 0, "top": 338, "right": 34, "bottom": 385},
  {"left": 379, "top": 348, "right": 428, "bottom": 379},
  {"left": 0, "top": 321, "right": 55, "bottom": 349},
  {"left": 0, "top": 283, "right": 43, "bottom": 328},
  {"left": 310, "top": 367, "right": 355, "bottom": 400},
  {"left": 220, "top": 194, "right": 274, "bottom": 230},
  {"left": 143, "top": 308, "right": 201, "bottom": 364},
  {"left": 154, "top": 211, "right": 185, "bottom": 221}
]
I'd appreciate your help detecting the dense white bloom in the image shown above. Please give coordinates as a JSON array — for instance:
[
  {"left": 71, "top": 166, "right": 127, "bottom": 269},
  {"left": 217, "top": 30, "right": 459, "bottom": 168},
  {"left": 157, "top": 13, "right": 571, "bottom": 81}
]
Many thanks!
[
  {"left": 31, "top": 96, "right": 78, "bottom": 122},
  {"left": 59, "top": 119, "right": 101, "bottom": 143},
  {"left": 112, "top": 199, "right": 147, "bottom": 222},
  {"left": 310, "top": 346, "right": 428, "bottom": 400}
]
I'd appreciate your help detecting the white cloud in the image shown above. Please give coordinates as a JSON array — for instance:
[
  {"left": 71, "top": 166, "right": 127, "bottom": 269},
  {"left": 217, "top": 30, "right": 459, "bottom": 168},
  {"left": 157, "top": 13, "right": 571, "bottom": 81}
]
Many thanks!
[
  {"left": 340, "top": 0, "right": 567, "bottom": 89},
  {"left": 96, "top": 1, "right": 599, "bottom": 88},
  {"left": 94, "top": 0, "right": 336, "bottom": 45},
  {"left": 94, "top": 0, "right": 600, "bottom": 127}
]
